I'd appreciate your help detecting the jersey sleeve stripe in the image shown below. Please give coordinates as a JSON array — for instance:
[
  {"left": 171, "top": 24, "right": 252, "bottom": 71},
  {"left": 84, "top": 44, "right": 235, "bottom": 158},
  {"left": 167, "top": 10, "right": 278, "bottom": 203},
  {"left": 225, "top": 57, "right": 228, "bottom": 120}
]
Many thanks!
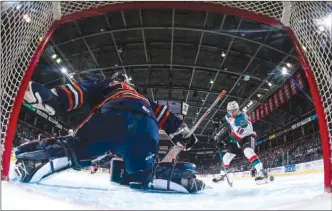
[
  {"left": 66, "top": 84, "right": 79, "bottom": 109},
  {"left": 60, "top": 85, "right": 73, "bottom": 111},
  {"left": 158, "top": 110, "right": 170, "bottom": 129},
  {"left": 154, "top": 104, "right": 162, "bottom": 116},
  {"left": 73, "top": 82, "right": 84, "bottom": 107},
  {"left": 156, "top": 106, "right": 168, "bottom": 122}
]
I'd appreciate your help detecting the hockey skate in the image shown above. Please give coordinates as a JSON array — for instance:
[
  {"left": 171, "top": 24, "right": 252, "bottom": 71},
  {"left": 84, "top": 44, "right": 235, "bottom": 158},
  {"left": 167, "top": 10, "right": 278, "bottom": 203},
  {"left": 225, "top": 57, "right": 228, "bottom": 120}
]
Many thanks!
[
  {"left": 212, "top": 174, "right": 226, "bottom": 183},
  {"left": 254, "top": 169, "right": 268, "bottom": 185}
]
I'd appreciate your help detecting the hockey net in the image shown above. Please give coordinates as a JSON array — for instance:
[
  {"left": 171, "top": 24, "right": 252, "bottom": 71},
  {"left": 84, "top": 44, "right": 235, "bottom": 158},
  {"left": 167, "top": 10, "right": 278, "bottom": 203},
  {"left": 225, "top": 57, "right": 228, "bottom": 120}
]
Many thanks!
[{"left": 1, "top": 1, "right": 331, "bottom": 192}]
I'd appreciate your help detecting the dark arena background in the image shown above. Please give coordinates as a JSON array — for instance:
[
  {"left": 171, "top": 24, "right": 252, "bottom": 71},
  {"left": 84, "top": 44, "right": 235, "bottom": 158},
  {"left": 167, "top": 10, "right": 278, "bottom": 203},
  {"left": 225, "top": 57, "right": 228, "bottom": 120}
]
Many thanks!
[{"left": 1, "top": 1, "right": 331, "bottom": 209}]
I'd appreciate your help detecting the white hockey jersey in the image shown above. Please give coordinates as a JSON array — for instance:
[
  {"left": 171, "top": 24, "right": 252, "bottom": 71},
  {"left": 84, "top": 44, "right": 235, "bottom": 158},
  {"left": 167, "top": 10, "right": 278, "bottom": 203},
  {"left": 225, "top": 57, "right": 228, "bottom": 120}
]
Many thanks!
[{"left": 224, "top": 112, "right": 256, "bottom": 142}]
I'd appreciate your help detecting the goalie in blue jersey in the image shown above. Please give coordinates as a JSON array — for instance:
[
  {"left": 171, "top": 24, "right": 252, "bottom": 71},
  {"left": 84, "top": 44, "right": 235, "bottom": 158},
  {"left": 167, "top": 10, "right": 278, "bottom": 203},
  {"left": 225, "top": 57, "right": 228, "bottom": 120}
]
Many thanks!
[{"left": 14, "top": 71, "right": 203, "bottom": 193}]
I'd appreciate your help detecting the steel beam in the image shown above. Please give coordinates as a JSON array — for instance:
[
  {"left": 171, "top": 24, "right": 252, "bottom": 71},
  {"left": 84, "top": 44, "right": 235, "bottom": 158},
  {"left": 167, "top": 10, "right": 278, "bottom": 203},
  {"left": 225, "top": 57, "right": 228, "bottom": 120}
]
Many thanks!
[
  {"left": 66, "top": 41, "right": 278, "bottom": 67},
  {"left": 195, "top": 18, "right": 243, "bottom": 128},
  {"left": 77, "top": 63, "right": 264, "bottom": 82},
  {"left": 54, "top": 26, "right": 298, "bottom": 60},
  {"left": 186, "top": 12, "right": 209, "bottom": 103},
  {"left": 104, "top": 15, "right": 127, "bottom": 74},
  {"left": 73, "top": 21, "right": 103, "bottom": 78}
]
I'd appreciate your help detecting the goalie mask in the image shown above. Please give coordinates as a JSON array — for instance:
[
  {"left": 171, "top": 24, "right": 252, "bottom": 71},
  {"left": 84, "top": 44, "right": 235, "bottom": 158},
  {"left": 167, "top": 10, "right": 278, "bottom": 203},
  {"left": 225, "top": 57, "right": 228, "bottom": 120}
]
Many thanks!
[{"left": 111, "top": 71, "right": 130, "bottom": 83}]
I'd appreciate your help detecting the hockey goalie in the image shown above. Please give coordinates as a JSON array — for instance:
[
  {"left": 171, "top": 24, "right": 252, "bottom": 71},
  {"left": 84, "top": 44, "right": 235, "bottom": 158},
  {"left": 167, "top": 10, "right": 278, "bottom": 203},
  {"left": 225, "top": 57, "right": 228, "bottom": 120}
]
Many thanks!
[
  {"left": 212, "top": 101, "right": 267, "bottom": 185},
  {"left": 14, "top": 71, "right": 204, "bottom": 193}
]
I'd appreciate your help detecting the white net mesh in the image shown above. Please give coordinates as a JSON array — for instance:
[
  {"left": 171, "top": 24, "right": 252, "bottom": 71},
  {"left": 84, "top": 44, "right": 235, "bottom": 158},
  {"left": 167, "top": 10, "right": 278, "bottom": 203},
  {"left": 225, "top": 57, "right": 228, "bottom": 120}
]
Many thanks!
[
  {"left": 290, "top": 1, "right": 332, "bottom": 180},
  {"left": 211, "top": 1, "right": 284, "bottom": 20},
  {"left": 1, "top": 1, "right": 54, "bottom": 174},
  {"left": 0, "top": 1, "right": 331, "bottom": 189}
]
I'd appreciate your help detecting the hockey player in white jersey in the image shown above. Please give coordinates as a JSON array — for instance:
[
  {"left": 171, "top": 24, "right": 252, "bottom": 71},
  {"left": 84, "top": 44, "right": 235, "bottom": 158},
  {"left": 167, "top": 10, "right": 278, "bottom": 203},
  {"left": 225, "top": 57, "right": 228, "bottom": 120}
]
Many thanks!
[{"left": 212, "top": 101, "right": 266, "bottom": 184}]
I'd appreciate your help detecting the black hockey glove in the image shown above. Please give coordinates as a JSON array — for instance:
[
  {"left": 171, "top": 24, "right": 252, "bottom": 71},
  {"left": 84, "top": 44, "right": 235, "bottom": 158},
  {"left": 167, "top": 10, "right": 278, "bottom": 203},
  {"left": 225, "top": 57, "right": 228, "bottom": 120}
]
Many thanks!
[
  {"left": 179, "top": 133, "right": 198, "bottom": 151},
  {"left": 216, "top": 140, "right": 226, "bottom": 149}
]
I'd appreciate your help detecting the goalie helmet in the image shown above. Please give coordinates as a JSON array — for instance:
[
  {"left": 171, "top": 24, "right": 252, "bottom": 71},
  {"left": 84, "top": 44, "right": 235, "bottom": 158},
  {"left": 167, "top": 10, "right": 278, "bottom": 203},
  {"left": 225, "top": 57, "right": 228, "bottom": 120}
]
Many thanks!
[
  {"left": 227, "top": 101, "right": 239, "bottom": 113},
  {"left": 111, "top": 71, "right": 130, "bottom": 83}
]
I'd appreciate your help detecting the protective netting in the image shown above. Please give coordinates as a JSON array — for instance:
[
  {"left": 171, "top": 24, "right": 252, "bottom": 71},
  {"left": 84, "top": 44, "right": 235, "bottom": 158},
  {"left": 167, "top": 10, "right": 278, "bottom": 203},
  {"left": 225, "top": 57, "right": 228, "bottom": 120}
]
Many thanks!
[
  {"left": 0, "top": 1, "right": 331, "bottom": 190},
  {"left": 290, "top": 2, "right": 332, "bottom": 165},
  {"left": 211, "top": 1, "right": 284, "bottom": 20},
  {"left": 0, "top": 1, "right": 54, "bottom": 173}
]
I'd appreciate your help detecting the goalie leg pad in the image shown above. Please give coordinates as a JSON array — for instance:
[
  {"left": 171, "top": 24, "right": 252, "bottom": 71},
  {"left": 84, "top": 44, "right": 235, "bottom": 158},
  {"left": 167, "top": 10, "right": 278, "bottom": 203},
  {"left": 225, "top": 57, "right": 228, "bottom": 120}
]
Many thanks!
[
  {"left": 110, "top": 159, "right": 204, "bottom": 193},
  {"left": 14, "top": 136, "right": 87, "bottom": 183}
]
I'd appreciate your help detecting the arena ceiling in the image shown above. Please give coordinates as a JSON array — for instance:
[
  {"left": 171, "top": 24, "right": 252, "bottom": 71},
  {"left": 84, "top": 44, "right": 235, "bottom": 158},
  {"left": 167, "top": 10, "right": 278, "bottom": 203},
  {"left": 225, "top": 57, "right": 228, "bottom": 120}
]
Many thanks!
[{"left": 31, "top": 7, "right": 314, "bottom": 146}]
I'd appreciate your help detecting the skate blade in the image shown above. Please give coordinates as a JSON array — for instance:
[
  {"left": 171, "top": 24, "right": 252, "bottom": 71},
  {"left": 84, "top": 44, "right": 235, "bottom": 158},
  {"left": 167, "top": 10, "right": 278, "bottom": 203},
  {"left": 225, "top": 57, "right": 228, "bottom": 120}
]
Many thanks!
[{"left": 255, "top": 179, "right": 268, "bottom": 185}]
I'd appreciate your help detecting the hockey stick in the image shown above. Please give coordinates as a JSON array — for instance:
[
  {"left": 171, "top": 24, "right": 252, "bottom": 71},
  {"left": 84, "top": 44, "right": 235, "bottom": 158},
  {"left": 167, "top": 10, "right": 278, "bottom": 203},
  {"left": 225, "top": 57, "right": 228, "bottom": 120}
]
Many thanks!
[
  {"left": 185, "top": 90, "right": 227, "bottom": 138},
  {"left": 161, "top": 90, "right": 227, "bottom": 163},
  {"left": 217, "top": 148, "right": 233, "bottom": 187}
]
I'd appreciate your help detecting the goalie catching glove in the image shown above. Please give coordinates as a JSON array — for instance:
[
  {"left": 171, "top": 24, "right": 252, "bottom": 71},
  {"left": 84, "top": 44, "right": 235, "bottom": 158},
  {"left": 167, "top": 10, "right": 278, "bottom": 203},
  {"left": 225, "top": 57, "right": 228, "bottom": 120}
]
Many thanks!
[{"left": 24, "top": 81, "right": 65, "bottom": 116}]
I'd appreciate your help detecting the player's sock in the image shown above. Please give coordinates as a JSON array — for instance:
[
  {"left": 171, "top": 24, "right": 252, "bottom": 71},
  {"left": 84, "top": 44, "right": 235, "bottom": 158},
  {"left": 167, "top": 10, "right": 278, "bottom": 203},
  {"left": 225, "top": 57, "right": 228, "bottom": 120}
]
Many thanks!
[{"left": 243, "top": 148, "right": 266, "bottom": 183}]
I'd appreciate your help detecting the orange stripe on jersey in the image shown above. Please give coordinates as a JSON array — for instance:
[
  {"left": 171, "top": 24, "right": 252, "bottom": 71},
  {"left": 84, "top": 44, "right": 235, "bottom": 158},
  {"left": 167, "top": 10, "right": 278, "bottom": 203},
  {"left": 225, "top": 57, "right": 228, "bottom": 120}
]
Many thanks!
[
  {"left": 60, "top": 85, "right": 73, "bottom": 111},
  {"left": 158, "top": 110, "right": 170, "bottom": 129},
  {"left": 154, "top": 104, "right": 162, "bottom": 116},
  {"left": 117, "top": 95, "right": 150, "bottom": 105},
  {"left": 73, "top": 83, "right": 84, "bottom": 107},
  {"left": 74, "top": 89, "right": 148, "bottom": 135}
]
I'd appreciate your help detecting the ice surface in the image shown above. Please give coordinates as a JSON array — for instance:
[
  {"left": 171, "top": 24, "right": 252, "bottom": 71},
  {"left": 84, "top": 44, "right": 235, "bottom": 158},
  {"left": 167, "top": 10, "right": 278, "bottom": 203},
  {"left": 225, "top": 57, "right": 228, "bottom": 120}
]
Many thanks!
[{"left": 1, "top": 168, "right": 331, "bottom": 210}]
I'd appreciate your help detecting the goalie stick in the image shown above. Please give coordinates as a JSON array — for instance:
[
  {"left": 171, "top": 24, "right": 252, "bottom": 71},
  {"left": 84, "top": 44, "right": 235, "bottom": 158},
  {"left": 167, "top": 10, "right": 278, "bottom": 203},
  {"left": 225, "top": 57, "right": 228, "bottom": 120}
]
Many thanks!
[{"left": 161, "top": 90, "right": 227, "bottom": 163}]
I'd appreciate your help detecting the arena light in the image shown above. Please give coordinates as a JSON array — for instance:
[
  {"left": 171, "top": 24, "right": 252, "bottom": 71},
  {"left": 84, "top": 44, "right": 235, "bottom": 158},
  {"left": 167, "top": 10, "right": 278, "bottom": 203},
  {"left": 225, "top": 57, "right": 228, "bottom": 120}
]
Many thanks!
[
  {"left": 318, "top": 25, "right": 325, "bottom": 32},
  {"left": 51, "top": 54, "right": 57, "bottom": 59},
  {"left": 268, "top": 82, "right": 272, "bottom": 87},
  {"left": 286, "top": 63, "right": 292, "bottom": 68},
  {"left": 128, "top": 76, "right": 132, "bottom": 81},
  {"left": 16, "top": 4, "right": 21, "bottom": 10},
  {"left": 221, "top": 52, "right": 226, "bottom": 57},
  {"left": 56, "top": 58, "right": 61, "bottom": 63},
  {"left": 210, "top": 79, "right": 214, "bottom": 84},
  {"left": 257, "top": 94, "right": 262, "bottom": 98},
  {"left": 281, "top": 67, "right": 288, "bottom": 75},
  {"left": 23, "top": 14, "right": 31, "bottom": 23},
  {"left": 244, "top": 75, "right": 250, "bottom": 81},
  {"left": 60, "top": 67, "right": 67, "bottom": 73},
  {"left": 316, "top": 13, "right": 332, "bottom": 31}
]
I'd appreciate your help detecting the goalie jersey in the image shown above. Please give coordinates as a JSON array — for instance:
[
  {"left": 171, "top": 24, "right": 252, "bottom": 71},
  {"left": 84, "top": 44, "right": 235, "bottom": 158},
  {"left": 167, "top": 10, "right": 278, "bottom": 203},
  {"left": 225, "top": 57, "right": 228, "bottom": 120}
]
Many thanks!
[{"left": 53, "top": 79, "right": 183, "bottom": 136}]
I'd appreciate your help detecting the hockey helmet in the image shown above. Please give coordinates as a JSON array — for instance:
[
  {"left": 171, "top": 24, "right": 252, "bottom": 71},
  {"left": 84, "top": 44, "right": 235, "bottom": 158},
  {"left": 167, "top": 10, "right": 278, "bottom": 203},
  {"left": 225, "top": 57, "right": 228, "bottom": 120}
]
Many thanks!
[
  {"left": 227, "top": 101, "right": 239, "bottom": 113},
  {"left": 111, "top": 71, "right": 130, "bottom": 83}
]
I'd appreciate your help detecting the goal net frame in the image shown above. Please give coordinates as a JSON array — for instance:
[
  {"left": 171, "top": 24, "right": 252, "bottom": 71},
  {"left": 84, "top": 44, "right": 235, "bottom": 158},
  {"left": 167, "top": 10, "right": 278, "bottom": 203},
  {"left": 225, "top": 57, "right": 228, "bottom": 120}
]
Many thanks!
[{"left": 1, "top": 1, "right": 331, "bottom": 192}]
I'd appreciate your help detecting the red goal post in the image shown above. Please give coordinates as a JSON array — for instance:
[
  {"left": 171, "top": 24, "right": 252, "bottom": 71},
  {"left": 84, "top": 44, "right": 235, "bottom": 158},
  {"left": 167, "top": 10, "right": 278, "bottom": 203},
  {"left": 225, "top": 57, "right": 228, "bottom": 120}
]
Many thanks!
[{"left": 1, "top": 1, "right": 331, "bottom": 192}]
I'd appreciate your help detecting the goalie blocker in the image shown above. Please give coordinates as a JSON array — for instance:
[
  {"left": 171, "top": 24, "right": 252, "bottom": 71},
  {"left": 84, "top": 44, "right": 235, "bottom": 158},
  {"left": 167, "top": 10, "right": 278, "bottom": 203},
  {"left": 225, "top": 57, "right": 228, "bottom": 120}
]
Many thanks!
[{"left": 110, "top": 158, "right": 205, "bottom": 194}]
